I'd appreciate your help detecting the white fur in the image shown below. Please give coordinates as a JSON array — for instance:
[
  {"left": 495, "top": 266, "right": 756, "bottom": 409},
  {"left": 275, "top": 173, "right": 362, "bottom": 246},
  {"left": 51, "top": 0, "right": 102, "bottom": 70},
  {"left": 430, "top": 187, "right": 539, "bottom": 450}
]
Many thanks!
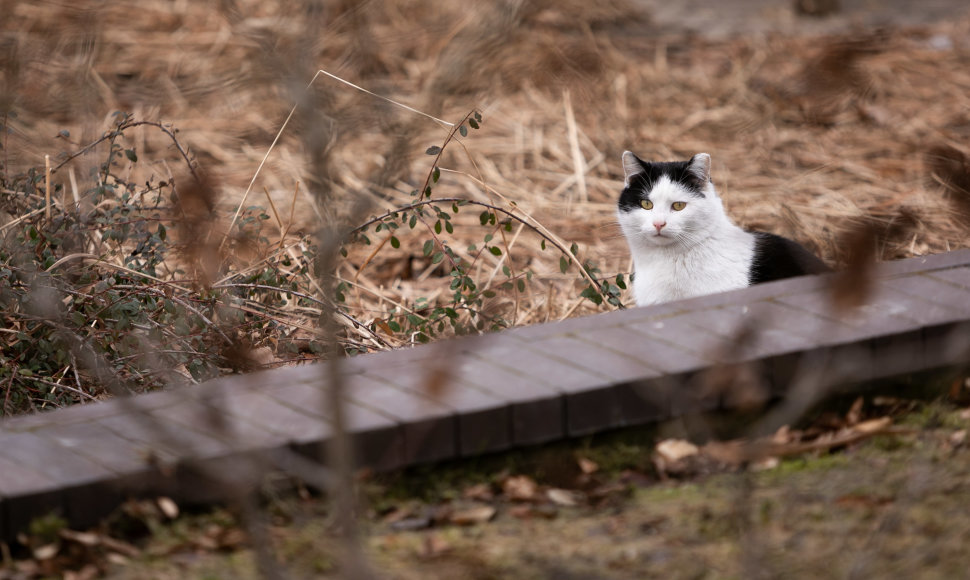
[{"left": 618, "top": 156, "right": 755, "bottom": 306}]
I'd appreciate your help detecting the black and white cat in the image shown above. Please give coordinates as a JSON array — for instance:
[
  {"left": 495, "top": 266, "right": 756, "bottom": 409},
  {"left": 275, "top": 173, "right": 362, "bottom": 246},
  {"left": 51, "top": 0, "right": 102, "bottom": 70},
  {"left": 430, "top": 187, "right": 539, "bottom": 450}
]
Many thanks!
[{"left": 617, "top": 151, "right": 829, "bottom": 306}]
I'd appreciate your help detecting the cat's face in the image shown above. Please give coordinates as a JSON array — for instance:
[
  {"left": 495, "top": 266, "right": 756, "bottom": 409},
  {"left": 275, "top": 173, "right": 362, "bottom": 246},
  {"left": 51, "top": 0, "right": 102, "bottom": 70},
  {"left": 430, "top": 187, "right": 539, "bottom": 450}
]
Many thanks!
[{"left": 617, "top": 152, "right": 721, "bottom": 250}]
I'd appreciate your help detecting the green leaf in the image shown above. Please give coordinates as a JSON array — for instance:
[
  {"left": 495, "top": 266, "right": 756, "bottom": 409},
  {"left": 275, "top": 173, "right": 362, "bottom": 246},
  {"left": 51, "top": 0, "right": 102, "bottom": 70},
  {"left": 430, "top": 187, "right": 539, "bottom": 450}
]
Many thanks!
[
  {"left": 445, "top": 221, "right": 454, "bottom": 234},
  {"left": 502, "top": 265, "right": 511, "bottom": 277},
  {"left": 434, "top": 220, "right": 442, "bottom": 234},
  {"left": 489, "top": 246, "right": 502, "bottom": 256},
  {"left": 432, "top": 166, "right": 440, "bottom": 183},
  {"left": 459, "top": 125, "right": 468, "bottom": 137},
  {"left": 517, "top": 279, "right": 526, "bottom": 292},
  {"left": 426, "top": 145, "right": 442, "bottom": 155},
  {"left": 390, "top": 236, "right": 400, "bottom": 249},
  {"left": 483, "top": 290, "right": 496, "bottom": 298},
  {"left": 432, "top": 251, "right": 445, "bottom": 264},
  {"left": 580, "top": 286, "right": 603, "bottom": 305},
  {"left": 615, "top": 273, "right": 627, "bottom": 290},
  {"left": 570, "top": 242, "right": 579, "bottom": 256},
  {"left": 540, "top": 239, "right": 546, "bottom": 250},
  {"left": 409, "top": 214, "right": 417, "bottom": 229},
  {"left": 423, "top": 239, "right": 434, "bottom": 257},
  {"left": 469, "top": 117, "right": 480, "bottom": 129},
  {"left": 157, "top": 224, "right": 166, "bottom": 241},
  {"left": 559, "top": 256, "right": 569, "bottom": 274},
  {"left": 479, "top": 211, "right": 490, "bottom": 226}
]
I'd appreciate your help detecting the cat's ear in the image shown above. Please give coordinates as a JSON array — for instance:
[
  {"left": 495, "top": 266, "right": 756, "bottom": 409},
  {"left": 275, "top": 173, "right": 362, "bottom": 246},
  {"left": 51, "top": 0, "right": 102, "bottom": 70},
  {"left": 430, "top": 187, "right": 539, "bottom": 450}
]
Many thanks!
[
  {"left": 621, "top": 151, "right": 644, "bottom": 187},
  {"left": 687, "top": 153, "right": 712, "bottom": 184}
]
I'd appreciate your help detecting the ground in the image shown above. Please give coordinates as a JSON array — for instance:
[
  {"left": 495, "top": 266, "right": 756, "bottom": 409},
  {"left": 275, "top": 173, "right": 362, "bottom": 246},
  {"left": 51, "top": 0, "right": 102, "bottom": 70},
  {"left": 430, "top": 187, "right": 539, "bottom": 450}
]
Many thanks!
[
  {"left": 78, "top": 396, "right": 969, "bottom": 579},
  {"left": 3, "top": 0, "right": 970, "bottom": 577}
]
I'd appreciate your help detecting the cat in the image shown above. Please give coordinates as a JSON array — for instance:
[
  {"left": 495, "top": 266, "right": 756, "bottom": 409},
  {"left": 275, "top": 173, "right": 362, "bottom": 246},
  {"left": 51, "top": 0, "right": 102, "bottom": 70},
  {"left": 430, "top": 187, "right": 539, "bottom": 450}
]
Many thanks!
[{"left": 617, "top": 151, "right": 830, "bottom": 306}]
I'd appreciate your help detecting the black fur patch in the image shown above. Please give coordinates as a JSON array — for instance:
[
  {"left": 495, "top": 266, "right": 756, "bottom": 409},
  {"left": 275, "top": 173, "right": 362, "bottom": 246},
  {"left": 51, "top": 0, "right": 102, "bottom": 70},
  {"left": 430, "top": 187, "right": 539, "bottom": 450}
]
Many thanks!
[
  {"left": 619, "top": 158, "right": 707, "bottom": 213},
  {"left": 748, "top": 232, "right": 830, "bottom": 285}
]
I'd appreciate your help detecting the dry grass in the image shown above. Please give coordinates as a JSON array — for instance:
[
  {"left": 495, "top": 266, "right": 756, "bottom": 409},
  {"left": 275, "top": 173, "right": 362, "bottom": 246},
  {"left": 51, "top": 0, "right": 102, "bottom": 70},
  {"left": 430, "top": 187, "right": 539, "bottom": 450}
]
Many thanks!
[{"left": 4, "top": 0, "right": 970, "bottom": 353}]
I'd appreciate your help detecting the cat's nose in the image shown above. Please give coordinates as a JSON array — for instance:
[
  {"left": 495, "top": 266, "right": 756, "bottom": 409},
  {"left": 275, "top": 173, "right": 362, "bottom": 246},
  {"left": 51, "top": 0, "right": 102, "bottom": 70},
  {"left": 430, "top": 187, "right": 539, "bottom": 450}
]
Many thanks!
[{"left": 653, "top": 221, "right": 666, "bottom": 233}]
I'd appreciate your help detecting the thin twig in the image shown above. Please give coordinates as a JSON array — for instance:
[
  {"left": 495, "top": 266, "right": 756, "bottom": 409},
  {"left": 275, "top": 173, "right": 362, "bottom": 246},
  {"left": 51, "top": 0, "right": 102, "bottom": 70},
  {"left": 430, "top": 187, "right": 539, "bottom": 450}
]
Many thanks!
[{"left": 350, "top": 195, "right": 605, "bottom": 297}]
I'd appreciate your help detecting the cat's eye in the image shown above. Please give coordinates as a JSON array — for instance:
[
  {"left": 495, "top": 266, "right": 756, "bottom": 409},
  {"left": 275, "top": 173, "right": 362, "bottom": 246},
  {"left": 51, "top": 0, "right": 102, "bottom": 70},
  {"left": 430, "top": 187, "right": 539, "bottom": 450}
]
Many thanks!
[
  {"left": 640, "top": 199, "right": 653, "bottom": 210},
  {"left": 671, "top": 201, "right": 687, "bottom": 211}
]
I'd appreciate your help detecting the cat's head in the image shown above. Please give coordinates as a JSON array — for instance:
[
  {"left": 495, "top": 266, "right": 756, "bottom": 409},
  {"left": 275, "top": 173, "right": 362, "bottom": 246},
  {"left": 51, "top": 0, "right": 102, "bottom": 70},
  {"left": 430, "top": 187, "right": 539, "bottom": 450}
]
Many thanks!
[{"left": 617, "top": 151, "right": 724, "bottom": 249}]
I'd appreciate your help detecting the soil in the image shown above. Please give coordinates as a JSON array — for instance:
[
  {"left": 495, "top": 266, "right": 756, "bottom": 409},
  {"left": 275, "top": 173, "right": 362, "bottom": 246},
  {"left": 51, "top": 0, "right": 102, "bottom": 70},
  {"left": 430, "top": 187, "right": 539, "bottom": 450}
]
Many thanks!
[{"left": 97, "top": 398, "right": 970, "bottom": 579}]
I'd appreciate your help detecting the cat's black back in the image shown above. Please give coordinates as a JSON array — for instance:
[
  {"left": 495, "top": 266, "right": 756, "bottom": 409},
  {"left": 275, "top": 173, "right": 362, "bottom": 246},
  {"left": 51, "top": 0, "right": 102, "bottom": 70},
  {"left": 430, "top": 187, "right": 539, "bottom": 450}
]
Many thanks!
[{"left": 749, "top": 232, "right": 830, "bottom": 285}]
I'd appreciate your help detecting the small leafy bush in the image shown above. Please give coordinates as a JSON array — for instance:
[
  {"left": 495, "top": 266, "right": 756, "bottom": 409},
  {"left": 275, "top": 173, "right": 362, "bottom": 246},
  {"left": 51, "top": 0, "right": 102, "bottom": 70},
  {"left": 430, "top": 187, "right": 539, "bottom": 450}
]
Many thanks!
[
  {"left": 0, "top": 113, "right": 323, "bottom": 414},
  {"left": 336, "top": 110, "right": 625, "bottom": 347},
  {"left": 0, "top": 110, "right": 625, "bottom": 416}
]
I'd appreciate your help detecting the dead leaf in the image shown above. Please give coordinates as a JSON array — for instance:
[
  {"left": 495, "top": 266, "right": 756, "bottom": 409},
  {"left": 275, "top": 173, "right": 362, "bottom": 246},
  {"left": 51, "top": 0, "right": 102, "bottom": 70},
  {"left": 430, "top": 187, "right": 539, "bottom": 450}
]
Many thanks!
[
  {"left": 449, "top": 506, "right": 497, "bottom": 526},
  {"left": 194, "top": 534, "right": 219, "bottom": 551},
  {"left": 771, "top": 425, "right": 793, "bottom": 445},
  {"left": 509, "top": 505, "right": 557, "bottom": 520},
  {"left": 655, "top": 439, "right": 699, "bottom": 463},
  {"left": 462, "top": 482, "right": 494, "bottom": 501},
  {"left": 502, "top": 475, "right": 538, "bottom": 502},
  {"left": 546, "top": 488, "right": 580, "bottom": 507},
  {"left": 106, "top": 553, "right": 130, "bottom": 566},
  {"left": 64, "top": 565, "right": 99, "bottom": 580},
  {"left": 751, "top": 457, "right": 780, "bottom": 471},
  {"left": 846, "top": 396, "right": 864, "bottom": 425},
  {"left": 509, "top": 505, "right": 534, "bottom": 519},
  {"left": 421, "top": 534, "right": 451, "bottom": 559},
  {"left": 60, "top": 529, "right": 100, "bottom": 546},
  {"left": 250, "top": 346, "right": 275, "bottom": 366},
  {"left": 32, "top": 544, "right": 58, "bottom": 560},
  {"left": 852, "top": 417, "right": 891, "bottom": 434},
  {"left": 701, "top": 440, "right": 745, "bottom": 466},
  {"left": 950, "top": 430, "right": 967, "bottom": 447},
  {"left": 577, "top": 456, "right": 599, "bottom": 474},
  {"left": 157, "top": 496, "right": 179, "bottom": 519}
]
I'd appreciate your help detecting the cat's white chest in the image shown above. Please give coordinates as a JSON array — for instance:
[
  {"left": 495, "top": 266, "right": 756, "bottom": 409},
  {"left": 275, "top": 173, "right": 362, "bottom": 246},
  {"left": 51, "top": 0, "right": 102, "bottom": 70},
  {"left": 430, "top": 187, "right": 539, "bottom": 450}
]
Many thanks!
[{"left": 629, "top": 233, "right": 755, "bottom": 306}]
